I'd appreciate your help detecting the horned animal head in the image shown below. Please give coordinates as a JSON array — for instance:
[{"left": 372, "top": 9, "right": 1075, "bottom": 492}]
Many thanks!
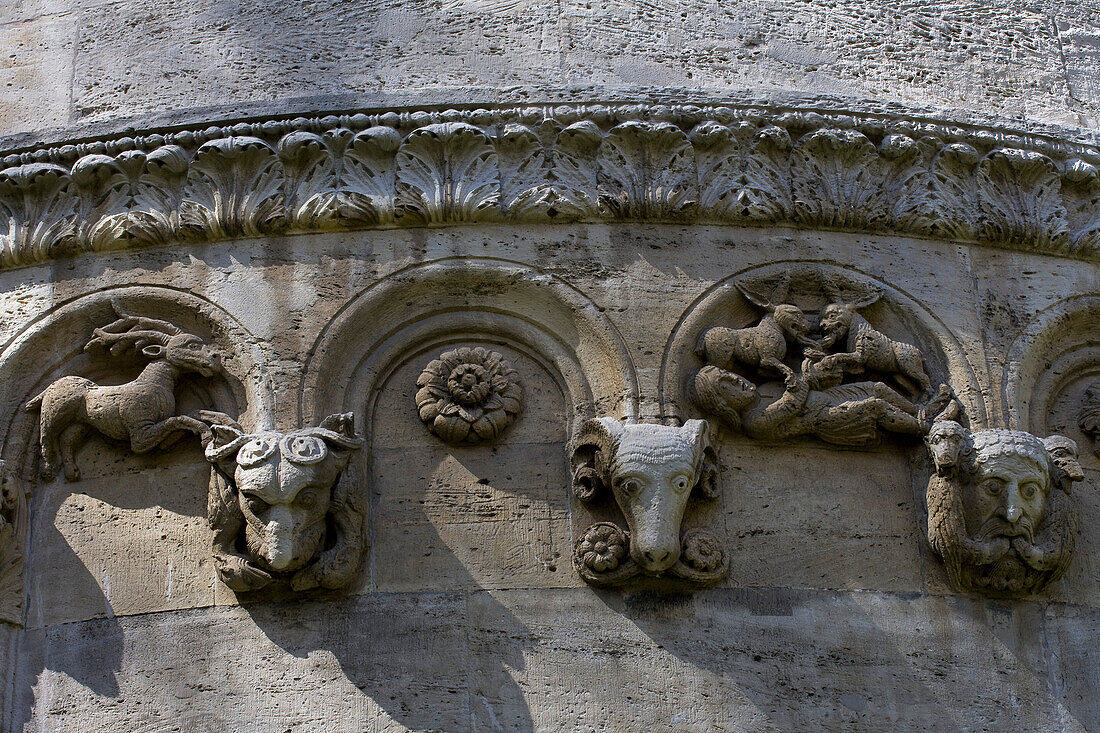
[
  {"left": 86, "top": 300, "right": 222, "bottom": 377},
  {"left": 571, "top": 418, "right": 718, "bottom": 575}
]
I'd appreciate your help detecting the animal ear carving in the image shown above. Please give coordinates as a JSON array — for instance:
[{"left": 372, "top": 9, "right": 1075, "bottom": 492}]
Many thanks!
[
  {"left": 682, "top": 419, "right": 720, "bottom": 500},
  {"left": 571, "top": 417, "right": 726, "bottom": 587},
  {"left": 570, "top": 417, "right": 624, "bottom": 502}
]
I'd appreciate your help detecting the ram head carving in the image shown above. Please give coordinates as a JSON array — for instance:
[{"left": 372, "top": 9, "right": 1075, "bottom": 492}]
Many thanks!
[
  {"left": 571, "top": 417, "right": 726, "bottom": 586},
  {"left": 205, "top": 413, "right": 365, "bottom": 593}
]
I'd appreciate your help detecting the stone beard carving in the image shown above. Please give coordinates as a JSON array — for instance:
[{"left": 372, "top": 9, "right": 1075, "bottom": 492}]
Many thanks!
[
  {"left": 571, "top": 418, "right": 727, "bottom": 586},
  {"left": 415, "top": 346, "right": 523, "bottom": 444},
  {"left": 925, "top": 424, "right": 1083, "bottom": 597},
  {"left": 205, "top": 414, "right": 365, "bottom": 592},
  {"left": 25, "top": 301, "right": 228, "bottom": 480},
  {"left": 690, "top": 275, "right": 951, "bottom": 446}
]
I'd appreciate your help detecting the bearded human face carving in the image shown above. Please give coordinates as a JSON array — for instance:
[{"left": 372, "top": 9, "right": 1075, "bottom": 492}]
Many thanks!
[
  {"left": 570, "top": 417, "right": 726, "bottom": 586},
  {"left": 205, "top": 413, "right": 365, "bottom": 592},
  {"left": 925, "top": 426, "right": 1081, "bottom": 598}
]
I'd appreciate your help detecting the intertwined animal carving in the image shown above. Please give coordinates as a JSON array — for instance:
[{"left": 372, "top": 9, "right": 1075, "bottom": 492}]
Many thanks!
[
  {"left": 814, "top": 281, "right": 932, "bottom": 398},
  {"left": 925, "top": 423, "right": 1083, "bottom": 597},
  {"left": 25, "top": 302, "right": 225, "bottom": 480},
  {"left": 205, "top": 413, "right": 365, "bottom": 592},
  {"left": 571, "top": 418, "right": 727, "bottom": 586},
  {"left": 695, "top": 274, "right": 815, "bottom": 381}
]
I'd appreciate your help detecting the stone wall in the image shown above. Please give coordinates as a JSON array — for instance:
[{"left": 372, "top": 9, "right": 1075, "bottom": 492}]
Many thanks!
[{"left": 0, "top": 2, "right": 1099, "bottom": 732}]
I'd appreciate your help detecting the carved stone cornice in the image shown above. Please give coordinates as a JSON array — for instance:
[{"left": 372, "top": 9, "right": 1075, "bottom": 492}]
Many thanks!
[{"left": 2, "top": 103, "right": 1100, "bottom": 268}]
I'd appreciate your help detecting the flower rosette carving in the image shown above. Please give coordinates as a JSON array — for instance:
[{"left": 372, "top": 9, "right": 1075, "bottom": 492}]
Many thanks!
[
  {"left": 415, "top": 347, "right": 523, "bottom": 444},
  {"left": 669, "top": 528, "right": 728, "bottom": 585},
  {"left": 573, "top": 522, "right": 638, "bottom": 586}
]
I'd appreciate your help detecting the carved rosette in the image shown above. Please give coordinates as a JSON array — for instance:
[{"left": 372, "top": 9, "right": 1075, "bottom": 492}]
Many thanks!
[{"left": 415, "top": 347, "right": 523, "bottom": 445}]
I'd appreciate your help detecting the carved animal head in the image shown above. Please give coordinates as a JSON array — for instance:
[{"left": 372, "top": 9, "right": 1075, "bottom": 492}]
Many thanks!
[
  {"left": 734, "top": 278, "right": 812, "bottom": 341},
  {"left": 1042, "top": 435, "right": 1085, "bottom": 486},
  {"left": 206, "top": 414, "right": 363, "bottom": 581},
  {"left": 925, "top": 420, "right": 971, "bottom": 476},
  {"left": 817, "top": 282, "right": 882, "bottom": 343},
  {"left": 572, "top": 418, "right": 718, "bottom": 574},
  {"left": 86, "top": 300, "right": 222, "bottom": 377}
]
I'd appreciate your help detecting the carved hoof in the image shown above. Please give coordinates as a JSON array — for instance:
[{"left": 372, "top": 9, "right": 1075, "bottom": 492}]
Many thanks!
[
  {"left": 669, "top": 529, "right": 729, "bottom": 585},
  {"left": 573, "top": 522, "right": 639, "bottom": 586},
  {"left": 214, "top": 555, "right": 273, "bottom": 592}
]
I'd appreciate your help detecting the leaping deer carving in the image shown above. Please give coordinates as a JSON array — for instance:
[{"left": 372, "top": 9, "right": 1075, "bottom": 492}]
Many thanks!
[{"left": 26, "top": 301, "right": 227, "bottom": 481}]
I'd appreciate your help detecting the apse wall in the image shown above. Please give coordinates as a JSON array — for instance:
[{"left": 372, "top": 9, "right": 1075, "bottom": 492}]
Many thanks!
[{"left": 0, "top": 2, "right": 1098, "bottom": 732}]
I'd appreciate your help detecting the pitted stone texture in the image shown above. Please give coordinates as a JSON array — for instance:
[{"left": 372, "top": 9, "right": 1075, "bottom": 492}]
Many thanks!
[
  {"left": 0, "top": 1, "right": 1098, "bottom": 139},
  {"left": 10, "top": 589, "right": 1100, "bottom": 731}
]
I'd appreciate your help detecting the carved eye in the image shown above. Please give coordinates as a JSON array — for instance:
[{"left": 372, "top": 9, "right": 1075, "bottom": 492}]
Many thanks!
[
  {"left": 238, "top": 436, "right": 278, "bottom": 467},
  {"left": 672, "top": 475, "right": 691, "bottom": 494},
  {"left": 281, "top": 435, "right": 328, "bottom": 465},
  {"left": 242, "top": 493, "right": 270, "bottom": 515},
  {"left": 296, "top": 489, "right": 320, "bottom": 509},
  {"left": 616, "top": 478, "right": 642, "bottom": 496},
  {"left": 981, "top": 479, "right": 1005, "bottom": 496},
  {"left": 1020, "top": 483, "right": 1038, "bottom": 500}
]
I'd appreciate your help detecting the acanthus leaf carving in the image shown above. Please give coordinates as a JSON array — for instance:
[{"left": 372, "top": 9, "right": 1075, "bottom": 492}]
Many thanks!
[
  {"left": 0, "top": 163, "right": 76, "bottom": 267},
  {"left": 495, "top": 123, "right": 550, "bottom": 221},
  {"left": 790, "top": 128, "right": 881, "bottom": 229},
  {"left": 976, "top": 148, "right": 1068, "bottom": 250},
  {"left": 597, "top": 121, "right": 696, "bottom": 219},
  {"left": 545, "top": 121, "right": 603, "bottom": 220},
  {"left": 929, "top": 142, "right": 982, "bottom": 241},
  {"left": 1061, "top": 159, "right": 1100, "bottom": 255},
  {"left": 691, "top": 121, "right": 792, "bottom": 222},
  {"left": 181, "top": 136, "right": 286, "bottom": 239},
  {"left": 279, "top": 126, "right": 400, "bottom": 229},
  {"left": 395, "top": 122, "right": 501, "bottom": 224}
]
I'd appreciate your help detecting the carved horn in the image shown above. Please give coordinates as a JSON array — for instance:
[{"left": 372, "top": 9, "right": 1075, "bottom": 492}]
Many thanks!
[
  {"left": 822, "top": 275, "right": 845, "bottom": 303},
  {"left": 681, "top": 419, "right": 720, "bottom": 500},
  {"left": 847, "top": 289, "right": 882, "bottom": 310},
  {"left": 571, "top": 417, "right": 625, "bottom": 502},
  {"left": 109, "top": 299, "right": 183, "bottom": 336}
]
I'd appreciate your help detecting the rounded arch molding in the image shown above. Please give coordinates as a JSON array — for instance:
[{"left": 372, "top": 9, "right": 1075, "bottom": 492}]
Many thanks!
[
  {"left": 0, "top": 284, "right": 273, "bottom": 474},
  {"left": 658, "top": 260, "right": 988, "bottom": 428},
  {"left": 1004, "top": 295, "right": 1100, "bottom": 435},
  {"left": 299, "top": 257, "right": 640, "bottom": 438}
]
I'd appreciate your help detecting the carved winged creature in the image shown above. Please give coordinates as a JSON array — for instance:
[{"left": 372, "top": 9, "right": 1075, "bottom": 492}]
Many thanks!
[
  {"left": 25, "top": 301, "right": 227, "bottom": 480},
  {"left": 695, "top": 273, "right": 816, "bottom": 381}
]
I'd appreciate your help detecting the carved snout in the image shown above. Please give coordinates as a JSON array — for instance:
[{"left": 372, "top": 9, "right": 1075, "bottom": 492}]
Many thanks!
[
  {"left": 631, "top": 530, "right": 682, "bottom": 574},
  {"left": 253, "top": 505, "right": 322, "bottom": 573}
]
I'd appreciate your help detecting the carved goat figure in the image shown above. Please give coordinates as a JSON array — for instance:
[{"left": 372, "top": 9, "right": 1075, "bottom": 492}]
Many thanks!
[
  {"left": 696, "top": 275, "right": 815, "bottom": 380},
  {"left": 205, "top": 413, "right": 365, "bottom": 592},
  {"left": 814, "top": 284, "right": 932, "bottom": 398},
  {"left": 25, "top": 302, "right": 223, "bottom": 480},
  {"left": 571, "top": 418, "right": 727, "bottom": 586}
]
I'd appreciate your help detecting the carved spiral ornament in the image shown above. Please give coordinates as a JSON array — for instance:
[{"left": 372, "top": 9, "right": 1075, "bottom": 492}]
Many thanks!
[{"left": 415, "top": 347, "right": 523, "bottom": 444}]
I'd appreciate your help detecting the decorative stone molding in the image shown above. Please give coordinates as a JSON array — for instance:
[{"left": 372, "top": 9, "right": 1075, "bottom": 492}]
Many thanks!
[
  {"left": 0, "top": 461, "right": 26, "bottom": 626},
  {"left": 689, "top": 271, "right": 952, "bottom": 446},
  {"left": 570, "top": 417, "right": 727, "bottom": 586},
  {"left": 415, "top": 347, "right": 523, "bottom": 445},
  {"left": 925, "top": 422, "right": 1082, "bottom": 598},
  {"left": 24, "top": 301, "right": 231, "bottom": 481},
  {"left": 205, "top": 413, "right": 365, "bottom": 593},
  {"left": 3, "top": 104, "right": 1100, "bottom": 268}
]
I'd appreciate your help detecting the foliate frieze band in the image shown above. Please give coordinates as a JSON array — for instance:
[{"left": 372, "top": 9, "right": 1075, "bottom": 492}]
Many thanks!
[{"left": 2, "top": 104, "right": 1100, "bottom": 268}]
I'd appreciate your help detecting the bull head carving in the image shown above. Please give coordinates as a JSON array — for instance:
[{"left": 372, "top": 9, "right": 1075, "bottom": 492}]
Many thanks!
[
  {"left": 205, "top": 413, "right": 365, "bottom": 593},
  {"left": 571, "top": 418, "right": 726, "bottom": 586}
]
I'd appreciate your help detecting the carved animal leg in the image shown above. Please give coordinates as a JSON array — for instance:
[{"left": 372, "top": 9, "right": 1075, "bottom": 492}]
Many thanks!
[
  {"left": 38, "top": 424, "right": 61, "bottom": 481},
  {"left": 130, "top": 415, "right": 211, "bottom": 454},
  {"left": 58, "top": 423, "right": 90, "bottom": 481},
  {"left": 760, "top": 356, "right": 794, "bottom": 379},
  {"left": 869, "top": 399, "right": 925, "bottom": 435}
]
